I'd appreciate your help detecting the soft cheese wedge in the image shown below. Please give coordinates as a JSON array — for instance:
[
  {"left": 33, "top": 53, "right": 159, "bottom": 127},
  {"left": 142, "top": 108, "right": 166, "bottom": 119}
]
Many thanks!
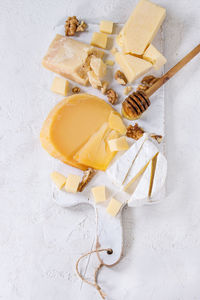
[
  {"left": 117, "top": 0, "right": 166, "bottom": 55},
  {"left": 74, "top": 123, "right": 119, "bottom": 171},
  {"left": 107, "top": 133, "right": 148, "bottom": 186},
  {"left": 151, "top": 152, "right": 167, "bottom": 198},
  {"left": 123, "top": 139, "right": 158, "bottom": 191},
  {"left": 42, "top": 34, "right": 104, "bottom": 85},
  {"left": 115, "top": 52, "right": 152, "bottom": 83},
  {"left": 40, "top": 94, "right": 114, "bottom": 170}
]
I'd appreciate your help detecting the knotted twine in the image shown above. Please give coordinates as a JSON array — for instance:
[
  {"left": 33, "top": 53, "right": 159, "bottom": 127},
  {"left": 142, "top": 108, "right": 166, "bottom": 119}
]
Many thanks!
[{"left": 76, "top": 248, "right": 113, "bottom": 299}]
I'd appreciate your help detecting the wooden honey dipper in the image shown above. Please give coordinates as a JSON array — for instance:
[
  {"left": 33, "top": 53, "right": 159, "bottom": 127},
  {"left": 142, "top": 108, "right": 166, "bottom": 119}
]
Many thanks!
[{"left": 122, "top": 44, "right": 200, "bottom": 120}]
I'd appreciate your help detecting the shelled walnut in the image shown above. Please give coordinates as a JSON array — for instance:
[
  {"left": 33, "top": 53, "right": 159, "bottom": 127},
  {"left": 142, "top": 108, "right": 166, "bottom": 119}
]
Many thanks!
[
  {"left": 106, "top": 89, "right": 118, "bottom": 105},
  {"left": 150, "top": 134, "right": 163, "bottom": 143},
  {"left": 65, "top": 16, "right": 87, "bottom": 36},
  {"left": 126, "top": 123, "right": 144, "bottom": 140},
  {"left": 115, "top": 70, "right": 127, "bottom": 85},
  {"left": 72, "top": 87, "right": 80, "bottom": 93},
  {"left": 137, "top": 75, "right": 159, "bottom": 92},
  {"left": 78, "top": 168, "right": 96, "bottom": 192}
]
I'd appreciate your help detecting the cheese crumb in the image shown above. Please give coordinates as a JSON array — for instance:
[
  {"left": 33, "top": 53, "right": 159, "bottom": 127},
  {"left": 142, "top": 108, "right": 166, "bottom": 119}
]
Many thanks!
[
  {"left": 124, "top": 86, "right": 133, "bottom": 95},
  {"left": 65, "top": 174, "right": 81, "bottom": 193},
  {"left": 92, "top": 186, "right": 106, "bottom": 203},
  {"left": 87, "top": 70, "right": 102, "bottom": 89},
  {"left": 51, "top": 76, "right": 69, "bottom": 96},
  {"left": 90, "top": 56, "right": 107, "bottom": 79},
  {"left": 106, "top": 198, "right": 123, "bottom": 216},
  {"left": 51, "top": 171, "right": 66, "bottom": 189}
]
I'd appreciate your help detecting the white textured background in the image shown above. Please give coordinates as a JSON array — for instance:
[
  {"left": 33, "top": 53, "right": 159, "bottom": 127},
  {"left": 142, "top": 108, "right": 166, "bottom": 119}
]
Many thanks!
[{"left": 0, "top": 0, "right": 200, "bottom": 299}]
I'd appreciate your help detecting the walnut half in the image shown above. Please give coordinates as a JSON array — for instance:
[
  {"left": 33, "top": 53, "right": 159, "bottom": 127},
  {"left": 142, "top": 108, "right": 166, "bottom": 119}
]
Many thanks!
[
  {"left": 106, "top": 89, "right": 118, "bottom": 105},
  {"left": 65, "top": 16, "right": 87, "bottom": 36},
  {"left": 115, "top": 70, "right": 127, "bottom": 86},
  {"left": 126, "top": 123, "right": 144, "bottom": 140}
]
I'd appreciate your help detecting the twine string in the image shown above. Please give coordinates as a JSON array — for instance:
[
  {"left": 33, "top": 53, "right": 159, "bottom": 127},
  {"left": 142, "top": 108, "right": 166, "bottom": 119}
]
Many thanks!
[{"left": 76, "top": 248, "right": 113, "bottom": 299}]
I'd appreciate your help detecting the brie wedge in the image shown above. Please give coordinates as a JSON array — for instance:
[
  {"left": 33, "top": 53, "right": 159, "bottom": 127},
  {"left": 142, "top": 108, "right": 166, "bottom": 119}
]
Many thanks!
[
  {"left": 107, "top": 133, "right": 148, "bottom": 186},
  {"left": 151, "top": 152, "right": 167, "bottom": 198},
  {"left": 123, "top": 140, "right": 158, "bottom": 191}
]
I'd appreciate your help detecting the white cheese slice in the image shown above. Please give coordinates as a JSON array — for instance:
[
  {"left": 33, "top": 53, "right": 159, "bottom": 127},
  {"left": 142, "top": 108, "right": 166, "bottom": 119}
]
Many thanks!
[
  {"left": 151, "top": 152, "right": 167, "bottom": 198},
  {"left": 123, "top": 139, "right": 158, "bottom": 191},
  {"left": 129, "top": 160, "right": 153, "bottom": 207},
  {"left": 106, "top": 133, "right": 148, "bottom": 187}
]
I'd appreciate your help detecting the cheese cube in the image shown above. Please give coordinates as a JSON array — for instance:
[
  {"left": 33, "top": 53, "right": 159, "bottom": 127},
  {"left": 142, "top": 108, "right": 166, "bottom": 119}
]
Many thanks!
[
  {"left": 51, "top": 76, "right": 69, "bottom": 96},
  {"left": 65, "top": 174, "right": 81, "bottom": 193},
  {"left": 106, "top": 198, "right": 123, "bottom": 216},
  {"left": 92, "top": 186, "right": 106, "bottom": 203},
  {"left": 115, "top": 52, "right": 152, "bottom": 83},
  {"left": 108, "top": 111, "right": 126, "bottom": 135},
  {"left": 51, "top": 171, "right": 66, "bottom": 189},
  {"left": 143, "top": 44, "right": 167, "bottom": 70},
  {"left": 87, "top": 70, "right": 102, "bottom": 89},
  {"left": 100, "top": 20, "right": 114, "bottom": 34},
  {"left": 90, "top": 56, "right": 107, "bottom": 79},
  {"left": 108, "top": 136, "right": 129, "bottom": 152},
  {"left": 91, "top": 32, "right": 108, "bottom": 49},
  {"left": 105, "top": 60, "right": 115, "bottom": 66},
  {"left": 117, "top": 0, "right": 166, "bottom": 55}
]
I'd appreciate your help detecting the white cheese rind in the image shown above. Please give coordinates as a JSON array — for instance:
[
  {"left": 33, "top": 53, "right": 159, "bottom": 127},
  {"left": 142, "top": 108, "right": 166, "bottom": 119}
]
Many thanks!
[
  {"left": 123, "top": 139, "right": 158, "bottom": 191},
  {"left": 128, "top": 160, "right": 152, "bottom": 207},
  {"left": 151, "top": 152, "right": 167, "bottom": 198},
  {"left": 106, "top": 133, "right": 148, "bottom": 187}
]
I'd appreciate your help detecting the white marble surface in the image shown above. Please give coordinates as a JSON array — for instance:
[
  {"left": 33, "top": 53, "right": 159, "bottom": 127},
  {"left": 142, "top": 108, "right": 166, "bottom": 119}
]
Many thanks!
[{"left": 0, "top": 0, "right": 200, "bottom": 299}]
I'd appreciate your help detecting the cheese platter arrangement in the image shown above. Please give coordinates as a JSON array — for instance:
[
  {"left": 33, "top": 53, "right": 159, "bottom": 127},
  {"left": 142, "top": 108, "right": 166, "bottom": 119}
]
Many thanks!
[{"left": 40, "top": 0, "right": 200, "bottom": 297}]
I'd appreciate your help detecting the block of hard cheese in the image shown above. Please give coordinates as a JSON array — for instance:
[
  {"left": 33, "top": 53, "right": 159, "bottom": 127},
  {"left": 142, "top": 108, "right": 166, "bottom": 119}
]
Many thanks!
[
  {"left": 100, "top": 20, "right": 113, "bottom": 34},
  {"left": 115, "top": 52, "right": 152, "bottom": 83},
  {"left": 40, "top": 94, "right": 114, "bottom": 170},
  {"left": 108, "top": 111, "right": 126, "bottom": 135},
  {"left": 91, "top": 32, "right": 108, "bottom": 49},
  {"left": 117, "top": 0, "right": 166, "bottom": 55},
  {"left": 42, "top": 34, "right": 104, "bottom": 86},
  {"left": 143, "top": 44, "right": 167, "bottom": 70}
]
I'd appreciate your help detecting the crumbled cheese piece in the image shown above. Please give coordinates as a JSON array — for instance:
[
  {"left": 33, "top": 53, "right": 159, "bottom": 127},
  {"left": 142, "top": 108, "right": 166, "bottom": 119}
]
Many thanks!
[
  {"left": 65, "top": 174, "right": 81, "bottom": 193},
  {"left": 91, "top": 32, "right": 108, "bottom": 49},
  {"left": 106, "top": 198, "right": 123, "bottom": 216},
  {"left": 100, "top": 20, "right": 114, "bottom": 34},
  {"left": 91, "top": 186, "right": 106, "bottom": 203},
  {"left": 124, "top": 86, "right": 133, "bottom": 95},
  {"left": 51, "top": 171, "right": 66, "bottom": 189},
  {"left": 51, "top": 76, "right": 69, "bottom": 96},
  {"left": 105, "top": 60, "right": 115, "bottom": 66},
  {"left": 108, "top": 111, "right": 126, "bottom": 135},
  {"left": 108, "top": 136, "right": 129, "bottom": 152},
  {"left": 90, "top": 56, "right": 107, "bottom": 79},
  {"left": 87, "top": 70, "right": 102, "bottom": 89}
]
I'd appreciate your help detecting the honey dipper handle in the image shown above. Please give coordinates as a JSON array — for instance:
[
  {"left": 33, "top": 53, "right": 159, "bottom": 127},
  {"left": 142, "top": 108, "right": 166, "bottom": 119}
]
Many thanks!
[{"left": 145, "top": 43, "right": 200, "bottom": 97}]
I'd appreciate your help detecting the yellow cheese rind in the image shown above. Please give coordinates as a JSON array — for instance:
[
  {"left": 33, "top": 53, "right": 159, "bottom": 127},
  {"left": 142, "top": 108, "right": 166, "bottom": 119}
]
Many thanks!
[
  {"left": 108, "top": 111, "right": 126, "bottom": 135},
  {"left": 115, "top": 52, "right": 152, "bottom": 83},
  {"left": 106, "top": 198, "right": 123, "bottom": 216},
  {"left": 91, "top": 32, "right": 108, "bottom": 49},
  {"left": 42, "top": 34, "right": 104, "bottom": 86},
  {"left": 51, "top": 76, "right": 69, "bottom": 96},
  {"left": 143, "top": 44, "right": 167, "bottom": 70},
  {"left": 65, "top": 174, "right": 81, "bottom": 193},
  {"left": 92, "top": 186, "right": 106, "bottom": 203},
  {"left": 51, "top": 171, "right": 66, "bottom": 189},
  {"left": 118, "top": 0, "right": 166, "bottom": 55},
  {"left": 100, "top": 20, "right": 113, "bottom": 34},
  {"left": 40, "top": 94, "right": 114, "bottom": 170},
  {"left": 74, "top": 123, "right": 119, "bottom": 171},
  {"left": 108, "top": 136, "right": 129, "bottom": 152}
]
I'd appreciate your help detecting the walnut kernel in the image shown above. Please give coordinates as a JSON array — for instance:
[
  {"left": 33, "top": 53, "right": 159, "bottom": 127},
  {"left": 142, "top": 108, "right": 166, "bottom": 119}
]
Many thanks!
[
  {"left": 115, "top": 70, "right": 128, "bottom": 85},
  {"left": 76, "top": 21, "right": 87, "bottom": 32},
  {"left": 126, "top": 123, "right": 144, "bottom": 140},
  {"left": 106, "top": 89, "right": 118, "bottom": 105},
  {"left": 65, "top": 16, "right": 79, "bottom": 36},
  {"left": 72, "top": 87, "right": 80, "bottom": 93}
]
